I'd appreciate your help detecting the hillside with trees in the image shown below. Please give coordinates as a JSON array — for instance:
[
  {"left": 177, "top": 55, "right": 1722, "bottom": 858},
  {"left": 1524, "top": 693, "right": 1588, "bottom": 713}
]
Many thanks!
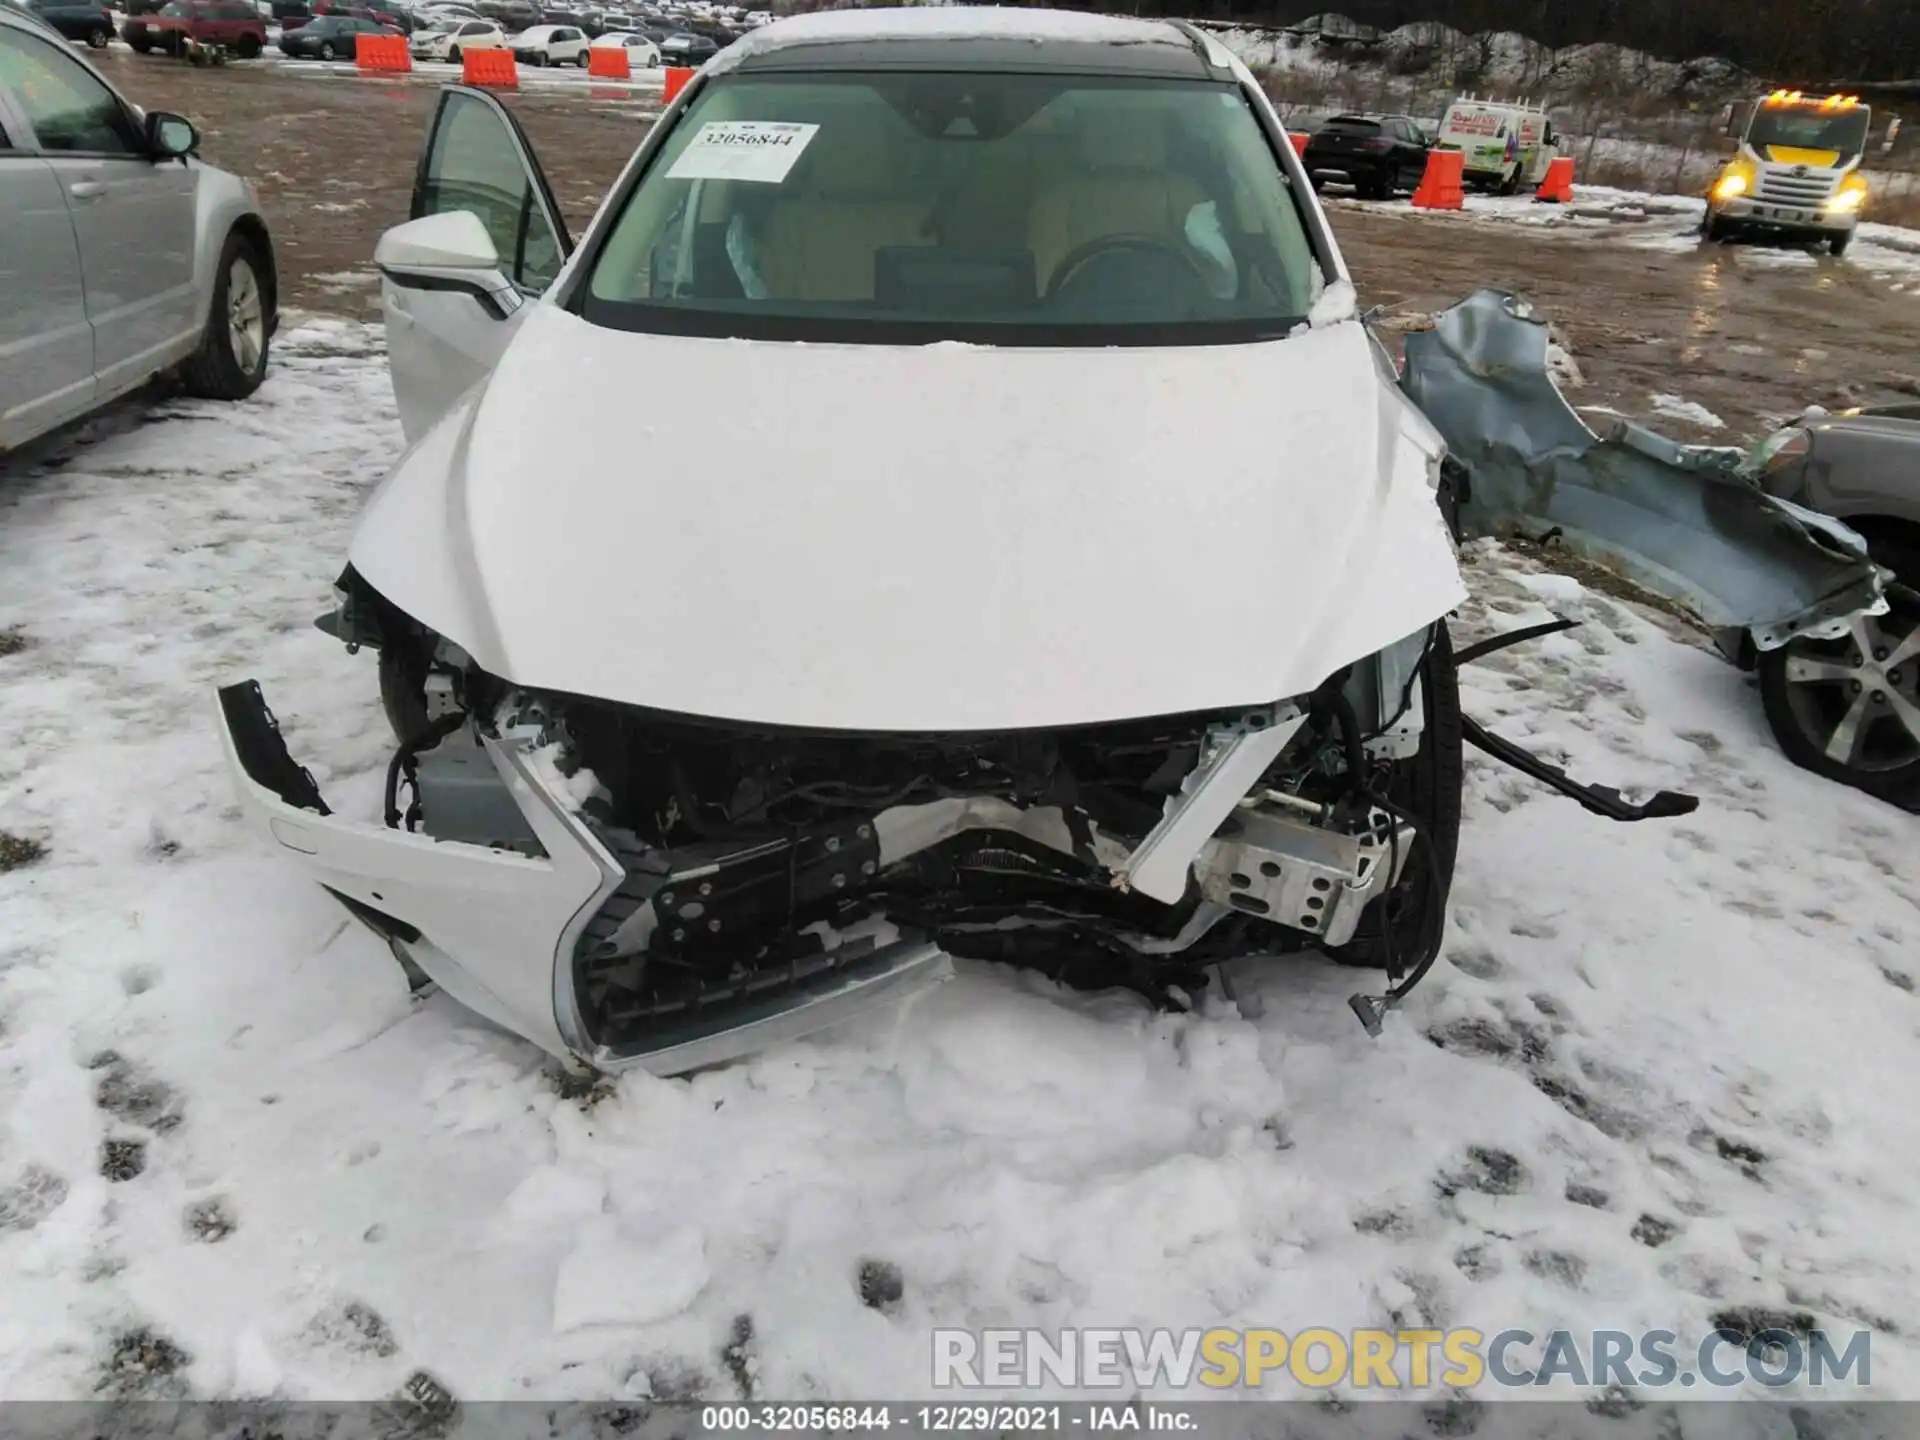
[{"left": 1073, "top": 0, "right": 1917, "bottom": 86}]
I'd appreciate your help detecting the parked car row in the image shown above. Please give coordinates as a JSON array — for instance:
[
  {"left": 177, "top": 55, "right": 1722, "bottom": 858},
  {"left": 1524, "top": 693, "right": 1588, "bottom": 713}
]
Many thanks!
[
  {"left": 30, "top": 0, "right": 727, "bottom": 62},
  {"left": 402, "top": 0, "right": 705, "bottom": 62}
]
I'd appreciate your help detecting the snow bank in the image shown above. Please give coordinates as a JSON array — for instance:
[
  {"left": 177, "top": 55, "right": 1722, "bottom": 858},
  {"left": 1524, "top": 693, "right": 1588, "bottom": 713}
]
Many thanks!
[{"left": 1650, "top": 394, "right": 1726, "bottom": 428}]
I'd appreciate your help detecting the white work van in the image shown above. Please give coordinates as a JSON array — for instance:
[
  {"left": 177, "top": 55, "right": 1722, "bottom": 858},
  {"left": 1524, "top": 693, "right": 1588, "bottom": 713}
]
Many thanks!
[{"left": 1436, "top": 97, "right": 1565, "bottom": 193}]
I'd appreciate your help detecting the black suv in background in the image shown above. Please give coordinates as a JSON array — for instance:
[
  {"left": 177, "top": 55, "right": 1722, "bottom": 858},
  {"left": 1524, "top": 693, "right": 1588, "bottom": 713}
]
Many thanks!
[
  {"left": 475, "top": 0, "right": 536, "bottom": 26},
  {"left": 13, "top": 0, "right": 115, "bottom": 44},
  {"left": 1301, "top": 113, "right": 1432, "bottom": 200}
]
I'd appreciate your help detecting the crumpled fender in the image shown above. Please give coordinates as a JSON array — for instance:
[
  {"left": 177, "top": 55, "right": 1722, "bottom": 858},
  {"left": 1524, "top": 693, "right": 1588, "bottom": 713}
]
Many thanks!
[{"left": 1400, "top": 289, "right": 1884, "bottom": 649}]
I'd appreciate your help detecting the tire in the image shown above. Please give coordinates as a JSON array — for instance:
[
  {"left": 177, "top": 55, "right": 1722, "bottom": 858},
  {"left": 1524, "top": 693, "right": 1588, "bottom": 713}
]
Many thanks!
[
  {"left": 447, "top": 43, "right": 460, "bottom": 59},
  {"left": 1498, "top": 163, "right": 1522, "bottom": 196},
  {"left": 1828, "top": 229, "right": 1853, "bottom": 257},
  {"left": 1758, "top": 584, "right": 1920, "bottom": 811},
  {"left": 576, "top": 48, "right": 590, "bottom": 65},
  {"left": 87, "top": 25, "right": 111, "bottom": 46},
  {"left": 131, "top": 34, "right": 150, "bottom": 50},
  {"left": 317, "top": 39, "right": 334, "bottom": 57},
  {"left": 1330, "top": 622, "right": 1463, "bottom": 971},
  {"left": 236, "top": 32, "right": 260, "bottom": 55},
  {"left": 179, "top": 231, "right": 271, "bottom": 401},
  {"left": 379, "top": 639, "right": 433, "bottom": 745},
  {"left": 1702, "top": 212, "right": 1732, "bottom": 244}
]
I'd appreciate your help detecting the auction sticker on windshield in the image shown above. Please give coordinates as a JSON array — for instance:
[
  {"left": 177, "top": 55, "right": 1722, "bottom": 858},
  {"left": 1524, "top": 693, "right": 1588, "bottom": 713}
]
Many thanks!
[{"left": 666, "top": 122, "right": 821, "bottom": 183}]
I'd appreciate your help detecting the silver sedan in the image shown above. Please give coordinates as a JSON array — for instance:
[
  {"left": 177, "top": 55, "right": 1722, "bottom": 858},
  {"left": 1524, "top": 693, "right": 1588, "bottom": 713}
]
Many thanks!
[{"left": 0, "top": 5, "right": 276, "bottom": 455}]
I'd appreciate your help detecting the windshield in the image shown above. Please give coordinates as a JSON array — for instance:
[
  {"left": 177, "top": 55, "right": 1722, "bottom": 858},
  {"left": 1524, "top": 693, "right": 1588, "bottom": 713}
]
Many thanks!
[
  {"left": 582, "top": 71, "right": 1319, "bottom": 345},
  {"left": 1748, "top": 103, "right": 1869, "bottom": 157}
]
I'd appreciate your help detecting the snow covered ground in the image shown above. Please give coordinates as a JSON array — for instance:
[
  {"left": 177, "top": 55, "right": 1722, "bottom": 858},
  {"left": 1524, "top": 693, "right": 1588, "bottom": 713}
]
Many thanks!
[{"left": 1, "top": 321, "right": 1918, "bottom": 1417}]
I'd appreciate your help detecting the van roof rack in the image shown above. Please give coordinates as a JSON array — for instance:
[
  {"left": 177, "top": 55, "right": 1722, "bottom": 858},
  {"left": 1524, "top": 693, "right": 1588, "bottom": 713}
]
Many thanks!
[{"left": 1453, "top": 92, "right": 1551, "bottom": 113}]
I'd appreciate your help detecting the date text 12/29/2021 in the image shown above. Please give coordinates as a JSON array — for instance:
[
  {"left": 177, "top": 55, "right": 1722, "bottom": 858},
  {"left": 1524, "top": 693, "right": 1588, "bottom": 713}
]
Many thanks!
[{"left": 699, "top": 1406, "right": 1193, "bottom": 1433}]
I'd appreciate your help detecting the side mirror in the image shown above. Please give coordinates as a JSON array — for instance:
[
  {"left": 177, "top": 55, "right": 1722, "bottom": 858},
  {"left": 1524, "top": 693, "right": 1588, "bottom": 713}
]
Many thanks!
[
  {"left": 145, "top": 111, "right": 198, "bottom": 158},
  {"left": 375, "top": 210, "right": 501, "bottom": 273}
]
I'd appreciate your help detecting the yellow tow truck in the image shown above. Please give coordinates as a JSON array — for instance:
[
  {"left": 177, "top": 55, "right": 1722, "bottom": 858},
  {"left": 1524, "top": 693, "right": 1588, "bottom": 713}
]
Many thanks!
[{"left": 1703, "top": 90, "right": 1872, "bottom": 255}]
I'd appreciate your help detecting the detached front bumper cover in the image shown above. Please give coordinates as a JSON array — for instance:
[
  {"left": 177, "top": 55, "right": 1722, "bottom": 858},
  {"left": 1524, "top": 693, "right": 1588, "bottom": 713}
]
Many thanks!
[
  {"left": 1400, "top": 288, "right": 1884, "bottom": 650},
  {"left": 215, "top": 682, "right": 951, "bottom": 1074}
]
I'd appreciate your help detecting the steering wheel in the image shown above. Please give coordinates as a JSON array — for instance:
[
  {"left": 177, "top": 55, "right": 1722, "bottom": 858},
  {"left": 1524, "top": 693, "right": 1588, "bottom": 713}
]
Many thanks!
[{"left": 1045, "top": 234, "right": 1209, "bottom": 308}]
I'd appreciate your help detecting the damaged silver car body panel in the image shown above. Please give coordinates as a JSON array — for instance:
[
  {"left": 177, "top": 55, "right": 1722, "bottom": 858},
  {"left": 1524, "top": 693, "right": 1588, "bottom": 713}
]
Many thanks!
[{"left": 1401, "top": 289, "right": 1886, "bottom": 650}]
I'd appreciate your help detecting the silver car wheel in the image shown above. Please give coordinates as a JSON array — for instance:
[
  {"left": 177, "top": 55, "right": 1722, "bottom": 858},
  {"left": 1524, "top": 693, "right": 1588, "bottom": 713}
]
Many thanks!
[
  {"left": 227, "top": 258, "right": 265, "bottom": 376},
  {"left": 1779, "top": 605, "right": 1920, "bottom": 770}
]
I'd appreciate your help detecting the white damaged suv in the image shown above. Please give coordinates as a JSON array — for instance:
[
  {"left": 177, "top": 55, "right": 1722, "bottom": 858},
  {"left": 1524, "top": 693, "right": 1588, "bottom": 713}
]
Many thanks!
[{"left": 215, "top": 8, "right": 1872, "bottom": 1075}]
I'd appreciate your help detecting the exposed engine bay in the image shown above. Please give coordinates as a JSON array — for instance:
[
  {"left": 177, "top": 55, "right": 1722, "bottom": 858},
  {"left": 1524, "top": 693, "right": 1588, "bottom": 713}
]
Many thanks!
[{"left": 367, "top": 590, "right": 1450, "bottom": 1060}]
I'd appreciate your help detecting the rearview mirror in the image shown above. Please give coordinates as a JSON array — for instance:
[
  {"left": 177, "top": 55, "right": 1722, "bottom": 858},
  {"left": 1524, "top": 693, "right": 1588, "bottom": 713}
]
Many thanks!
[
  {"left": 145, "top": 111, "right": 198, "bottom": 159},
  {"left": 375, "top": 210, "right": 502, "bottom": 273}
]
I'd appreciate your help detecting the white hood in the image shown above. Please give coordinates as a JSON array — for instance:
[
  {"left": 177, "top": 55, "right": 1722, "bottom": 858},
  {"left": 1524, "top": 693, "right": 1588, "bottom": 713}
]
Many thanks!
[{"left": 349, "top": 305, "right": 1466, "bottom": 732}]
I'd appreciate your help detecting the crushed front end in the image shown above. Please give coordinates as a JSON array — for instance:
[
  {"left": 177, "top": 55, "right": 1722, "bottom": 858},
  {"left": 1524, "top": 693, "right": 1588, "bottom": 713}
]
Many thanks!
[{"left": 218, "top": 597, "right": 1449, "bottom": 1073}]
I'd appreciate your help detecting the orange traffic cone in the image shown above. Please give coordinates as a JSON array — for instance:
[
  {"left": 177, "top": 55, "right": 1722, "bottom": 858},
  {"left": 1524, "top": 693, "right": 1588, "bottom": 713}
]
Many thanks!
[
  {"left": 1287, "top": 130, "right": 1309, "bottom": 156},
  {"left": 1534, "top": 155, "right": 1574, "bottom": 204},
  {"left": 1411, "top": 149, "right": 1465, "bottom": 211}
]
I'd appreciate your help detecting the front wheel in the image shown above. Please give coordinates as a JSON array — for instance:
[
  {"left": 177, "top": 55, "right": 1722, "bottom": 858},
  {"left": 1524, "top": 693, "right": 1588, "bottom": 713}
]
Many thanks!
[
  {"left": 447, "top": 43, "right": 460, "bottom": 60},
  {"left": 180, "top": 231, "right": 270, "bottom": 401},
  {"left": 236, "top": 32, "right": 260, "bottom": 55},
  {"left": 130, "top": 34, "right": 150, "bottom": 50},
  {"left": 1828, "top": 230, "right": 1853, "bottom": 257},
  {"left": 87, "top": 24, "right": 111, "bottom": 45},
  {"left": 1758, "top": 587, "right": 1920, "bottom": 811},
  {"left": 576, "top": 48, "right": 589, "bottom": 65},
  {"left": 317, "top": 38, "right": 335, "bottom": 57},
  {"left": 1329, "top": 622, "right": 1462, "bottom": 971},
  {"left": 379, "top": 638, "right": 434, "bottom": 745},
  {"left": 1702, "top": 212, "right": 1732, "bottom": 243}
]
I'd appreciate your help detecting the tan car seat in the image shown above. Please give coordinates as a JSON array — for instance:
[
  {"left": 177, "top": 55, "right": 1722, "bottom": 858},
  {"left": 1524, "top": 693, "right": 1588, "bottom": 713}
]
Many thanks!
[
  {"left": 1027, "top": 107, "right": 1207, "bottom": 294},
  {"left": 756, "top": 117, "right": 934, "bottom": 303}
]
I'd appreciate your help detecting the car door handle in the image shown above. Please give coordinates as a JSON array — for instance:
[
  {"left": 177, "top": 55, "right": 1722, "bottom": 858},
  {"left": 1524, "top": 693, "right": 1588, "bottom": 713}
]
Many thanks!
[{"left": 68, "top": 181, "right": 107, "bottom": 201}]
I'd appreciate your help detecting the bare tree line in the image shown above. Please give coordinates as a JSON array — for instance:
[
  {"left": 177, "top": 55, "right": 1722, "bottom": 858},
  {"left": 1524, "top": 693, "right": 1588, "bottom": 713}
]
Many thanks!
[{"left": 1067, "top": 0, "right": 1920, "bottom": 85}]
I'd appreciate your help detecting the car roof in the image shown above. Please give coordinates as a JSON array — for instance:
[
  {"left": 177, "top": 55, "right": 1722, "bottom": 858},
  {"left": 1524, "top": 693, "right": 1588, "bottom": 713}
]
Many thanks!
[
  {"left": 0, "top": 1, "right": 66, "bottom": 36},
  {"left": 0, "top": 1, "right": 55, "bottom": 30},
  {"left": 710, "top": 5, "right": 1221, "bottom": 80}
]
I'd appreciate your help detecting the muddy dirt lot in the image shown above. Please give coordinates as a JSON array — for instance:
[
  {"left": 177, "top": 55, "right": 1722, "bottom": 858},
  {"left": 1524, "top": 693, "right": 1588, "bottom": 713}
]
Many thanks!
[
  {"left": 104, "top": 52, "right": 1920, "bottom": 440},
  {"left": 93, "top": 54, "right": 652, "bottom": 315}
]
